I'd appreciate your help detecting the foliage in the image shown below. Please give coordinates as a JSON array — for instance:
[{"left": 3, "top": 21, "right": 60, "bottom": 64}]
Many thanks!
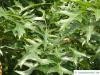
[{"left": 0, "top": 0, "right": 100, "bottom": 75}]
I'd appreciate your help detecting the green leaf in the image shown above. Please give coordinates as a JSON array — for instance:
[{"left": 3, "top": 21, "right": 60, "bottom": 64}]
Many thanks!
[
  {"left": 70, "top": 47, "right": 90, "bottom": 65},
  {"left": 13, "top": 23, "right": 25, "bottom": 39},
  {"left": 0, "top": 49, "right": 3, "bottom": 56},
  {"left": 15, "top": 63, "right": 38, "bottom": 75},
  {"left": 17, "top": 44, "right": 40, "bottom": 67},
  {"left": 56, "top": 10, "right": 79, "bottom": 31},
  {"left": 24, "top": 21, "right": 35, "bottom": 30},
  {"left": 0, "top": 7, "right": 8, "bottom": 18},
  {"left": 14, "top": 0, "right": 23, "bottom": 10},
  {"left": 94, "top": 9, "right": 100, "bottom": 21},
  {"left": 48, "top": 63, "right": 72, "bottom": 75},
  {"left": 86, "top": 26, "right": 94, "bottom": 43}
]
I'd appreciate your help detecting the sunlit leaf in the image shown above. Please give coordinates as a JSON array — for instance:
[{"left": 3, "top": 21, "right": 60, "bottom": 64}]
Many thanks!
[
  {"left": 13, "top": 23, "right": 25, "bottom": 39},
  {"left": 94, "top": 9, "right": 100, "bottom": 21}
]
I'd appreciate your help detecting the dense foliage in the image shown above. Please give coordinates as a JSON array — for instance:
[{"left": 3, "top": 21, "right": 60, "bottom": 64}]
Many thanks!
[{"left": 0, "top": 0, "right": 100, "bottom": 75}]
